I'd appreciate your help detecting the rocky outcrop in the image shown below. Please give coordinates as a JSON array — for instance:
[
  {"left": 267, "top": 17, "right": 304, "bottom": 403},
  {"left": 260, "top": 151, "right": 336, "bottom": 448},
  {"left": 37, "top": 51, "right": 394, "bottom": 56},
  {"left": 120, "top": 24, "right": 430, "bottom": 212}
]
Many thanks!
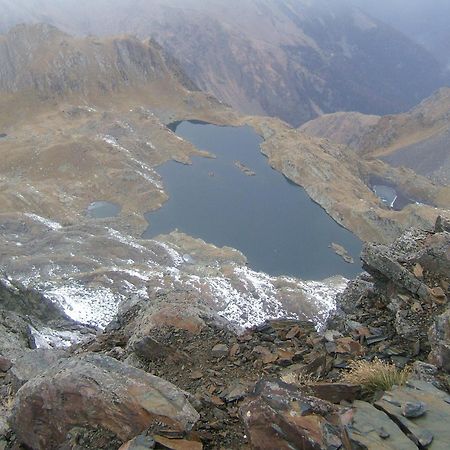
[
  {"left": 0, "top": 276, "right": 95, "bottom": 363},
  {"left": 361, "top": 242, "right": 432, "bottom": 301},
  {"left": 240, "top": 379, "right": 450, "bottom": 450},
  {"left": 1, "top": 218, "right": 449, "bottom": 449},
  {"left": 332, "top": 221, "right": 449, "bottom": 364},
  {"left": 10, "top": 353, "right": 199, "bottom": 450},
  {"left": 0, "top": 24, "right": 195, "bottom": 97},
  {"left": 347, "top": 400, "right": 417, "bottom": 449}
]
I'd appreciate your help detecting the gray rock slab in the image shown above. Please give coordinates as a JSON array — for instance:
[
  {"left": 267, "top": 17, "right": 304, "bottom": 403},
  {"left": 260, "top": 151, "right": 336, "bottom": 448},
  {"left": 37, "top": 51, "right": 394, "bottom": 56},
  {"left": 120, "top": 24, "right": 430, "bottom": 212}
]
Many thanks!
[{"left": 347, "top": 400, "right": 418, "bottom": 449}]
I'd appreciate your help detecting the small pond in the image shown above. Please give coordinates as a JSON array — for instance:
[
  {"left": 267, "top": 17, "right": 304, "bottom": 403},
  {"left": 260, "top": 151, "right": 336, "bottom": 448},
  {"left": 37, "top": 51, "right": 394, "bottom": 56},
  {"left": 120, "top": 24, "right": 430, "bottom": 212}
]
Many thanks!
[
  {"left": 144, "top": 121, "right": 362, "bottom": 280},
  {"left": 370, "top": 176, "right": 414, "bottom": 211},
  {"left": 86, "top": 201, "right": 121, "bottom": 219}
]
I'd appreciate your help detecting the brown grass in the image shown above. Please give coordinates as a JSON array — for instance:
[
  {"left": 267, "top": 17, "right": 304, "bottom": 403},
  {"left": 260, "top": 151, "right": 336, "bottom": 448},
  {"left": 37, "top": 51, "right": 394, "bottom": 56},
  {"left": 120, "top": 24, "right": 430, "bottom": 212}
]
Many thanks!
[
  {"left": 281, "top": 371, "right": 320, "bottom": 387},
  {"left": 342, "top": 358, "right": 411, "bottom": 397}
]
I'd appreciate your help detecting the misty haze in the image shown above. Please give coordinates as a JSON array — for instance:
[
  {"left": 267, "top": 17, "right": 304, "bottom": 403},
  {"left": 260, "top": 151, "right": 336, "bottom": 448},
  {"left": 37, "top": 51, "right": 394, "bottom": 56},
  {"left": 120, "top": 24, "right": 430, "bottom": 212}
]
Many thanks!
[{"left": 0, "top": 1, "right": 449, "bottom": 449}]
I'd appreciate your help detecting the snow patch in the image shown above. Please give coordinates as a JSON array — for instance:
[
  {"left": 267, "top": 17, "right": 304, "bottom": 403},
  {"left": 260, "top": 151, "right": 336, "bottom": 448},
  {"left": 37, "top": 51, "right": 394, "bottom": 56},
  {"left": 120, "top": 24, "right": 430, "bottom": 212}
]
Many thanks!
[
  {"left": 24, "top": 213, "right": 62, "bottom": 230},
  {"left": 44, "top": 284, "right": 121, "bottom": 327}
]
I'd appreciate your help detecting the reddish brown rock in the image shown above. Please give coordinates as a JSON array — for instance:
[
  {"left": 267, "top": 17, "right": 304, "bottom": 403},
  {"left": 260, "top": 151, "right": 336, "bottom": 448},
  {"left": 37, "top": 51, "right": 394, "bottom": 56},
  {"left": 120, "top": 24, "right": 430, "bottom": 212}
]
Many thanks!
[
  {"left": 413, "top": 263, "right": 424, "bottom": 279},
  {"left": 0, "top": 356, "right": 12, "bottom": 372},
  {"left": 10, "top": 353, "right": 199, "bottom": 450},
  {"left": 285, "top": 326, "right": 301, "bottom": 340},
  {"left": 119, "top": 435, "right": 156, "bottom": 450},
  {"left": 133, "top": 336, "right": 175, "bottom": 362},
  {"left": 334, "top": 337, "right": 365, "bottom": 356},
  {"left": 308, "top": 383, "right": 361, "bottom": 404},
  {"left": 240, "top": 380, "right": 349, "bottom": 450},
  {"left": 153, "top": 435, "right": 203, "bottom": 450},
  {"left": 431, "top": 287, "right": 447, "bottom": 304}
]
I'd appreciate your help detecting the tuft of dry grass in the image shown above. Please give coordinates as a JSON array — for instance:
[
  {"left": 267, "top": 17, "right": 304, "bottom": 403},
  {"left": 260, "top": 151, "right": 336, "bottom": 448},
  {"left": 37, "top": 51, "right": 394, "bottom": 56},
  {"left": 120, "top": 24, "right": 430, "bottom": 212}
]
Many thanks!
[
  {"left": 342, "top": 358, "right": 411, "bottom": 396},
  {"left": 281, "top": 371, "right": 320, "bottom": 387}
]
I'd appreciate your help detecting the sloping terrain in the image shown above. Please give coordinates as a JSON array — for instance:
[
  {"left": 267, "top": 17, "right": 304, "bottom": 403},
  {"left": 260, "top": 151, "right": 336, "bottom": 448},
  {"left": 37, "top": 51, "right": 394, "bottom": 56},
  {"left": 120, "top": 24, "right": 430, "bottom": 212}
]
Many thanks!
[
  {"left": 300, "top": 87, "right": 450, "bottom": 184},
  {"left": 351, "top": 0, "right": 450, "bottom": 69},
  {"left": 0, "top": 0, "right": 446, "bottom": 125},
  {"left": 0, "top": 23, "right": 448, "bottom": 336},
  {"left": 0, "top": 24, "right": 350, "bottom": 332}
]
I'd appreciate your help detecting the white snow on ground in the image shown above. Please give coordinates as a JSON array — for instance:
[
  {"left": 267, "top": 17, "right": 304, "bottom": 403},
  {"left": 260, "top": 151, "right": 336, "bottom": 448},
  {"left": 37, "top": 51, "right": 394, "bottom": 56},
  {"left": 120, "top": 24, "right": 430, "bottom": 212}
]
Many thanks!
[
  {"left": 206, "top": 274, "right": 292, "bottom": 329},
  {"left": 24, "top": 213, "right": 62, "bottom": 230},
  {"left": 4, "top": 217, "right": 348, "bottom": 335},
  {"left": 153, "top": 241, "right": 184, "bottom": 266},
  {"left": 101, "top": 135, "right": 125, "bottom": 150},
  {"left": 99, "top": 134, "right": 163, "bottom": 189},
  {"left": 38, "top": 327, "right": 85, "bottom": 348},
  {"left": 44, "top": 284, "right": 121, "bottom": 327},
  {"left": 135, "top": 169, "right": 163, "bottom": 190},
  {"left": 206, "top": 267, "right": 347, "bottom": 329},
  {"left": 107, "top": 228, "right": 148, "bottom": 252},
  {"left": 299, "top": 277, "right": 348, "bottom": 314}
]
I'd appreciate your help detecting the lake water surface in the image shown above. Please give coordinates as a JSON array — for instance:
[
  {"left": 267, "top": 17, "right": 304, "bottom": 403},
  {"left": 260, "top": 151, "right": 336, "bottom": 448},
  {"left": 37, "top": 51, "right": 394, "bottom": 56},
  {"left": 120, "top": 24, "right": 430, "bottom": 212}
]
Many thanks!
[{"left": 144, "top": 121, "right": 362, "bottom": 280}]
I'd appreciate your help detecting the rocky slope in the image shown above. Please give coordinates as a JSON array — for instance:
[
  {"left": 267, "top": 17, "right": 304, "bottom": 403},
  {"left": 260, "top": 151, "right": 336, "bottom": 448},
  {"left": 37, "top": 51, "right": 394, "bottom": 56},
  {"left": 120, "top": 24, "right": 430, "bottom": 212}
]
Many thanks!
[
  {"left": 1, "top": 217, "right": 449, "bottom": 449},
  {"left": 300, "top": 87, "right": 450, "bottom": 184},
  {"left": 0, "top": 23, "right": 448, "bottom": 335},
  {"left": 0, "top": 24, "right": 354, "bottom": 337},
  {"left": 246, "top": 115, "right": 450, "bottom": 244},
  {"left": 0, "top": 0, "right": 446, "bottom": 126}
]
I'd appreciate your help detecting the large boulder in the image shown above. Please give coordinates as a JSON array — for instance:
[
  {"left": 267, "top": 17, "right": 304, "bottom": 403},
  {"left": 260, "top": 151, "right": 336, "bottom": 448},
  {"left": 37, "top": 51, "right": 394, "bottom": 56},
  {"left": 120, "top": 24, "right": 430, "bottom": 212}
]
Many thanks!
[{"left": 10, "top": 353, "right": 199, "bottom": 450}]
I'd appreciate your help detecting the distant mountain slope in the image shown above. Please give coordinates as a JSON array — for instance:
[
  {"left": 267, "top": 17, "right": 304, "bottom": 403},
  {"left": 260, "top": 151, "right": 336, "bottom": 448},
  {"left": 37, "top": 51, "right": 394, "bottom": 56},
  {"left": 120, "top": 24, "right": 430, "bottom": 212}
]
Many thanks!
[
  {"left": 351, "top": 0, "right": 450, "bottom": 70},
  {"left": 0, "top": 23, "right": 230, "bottom": 226},
  {"left": 0, "top": 23, "right": 197, "bottom": 98},
  {"left": 300, "top": 88, "right": 450, "bottom": 184},
  {"left": 0, "top": 0, "right": 446, "bottom": 125}
]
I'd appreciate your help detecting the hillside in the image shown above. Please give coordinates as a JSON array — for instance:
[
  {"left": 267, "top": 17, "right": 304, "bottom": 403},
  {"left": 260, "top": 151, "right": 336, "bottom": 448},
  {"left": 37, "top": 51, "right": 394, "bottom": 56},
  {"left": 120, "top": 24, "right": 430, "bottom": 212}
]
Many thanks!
[
  {"left": 0, "top": 21, "right": 450, "bottom": 450},
  {"left": 0, "top": 23, "right": 351, "bottom": 338},
  {"left": 0, "top": 0, "right": 446, "bottom": 125},
  {"left": 0, "top": 23, "right": 197, "bottom": 98},
  {"left": 300, "top": 87, "right": 450, "bottom": 184},
  {"left": 351, "top": 0, "right": 450, "bottom": 69}
]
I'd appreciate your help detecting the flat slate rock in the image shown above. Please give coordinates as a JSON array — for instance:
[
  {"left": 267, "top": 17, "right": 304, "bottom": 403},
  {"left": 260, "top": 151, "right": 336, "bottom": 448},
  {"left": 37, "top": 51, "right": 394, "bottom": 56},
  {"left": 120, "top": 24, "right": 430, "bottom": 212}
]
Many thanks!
[
  {"left": 375, "top": 381, "right": 450, "bottom": 449},
  {"left": 347, "top": 400, "right": 418, "bottom": 449}
]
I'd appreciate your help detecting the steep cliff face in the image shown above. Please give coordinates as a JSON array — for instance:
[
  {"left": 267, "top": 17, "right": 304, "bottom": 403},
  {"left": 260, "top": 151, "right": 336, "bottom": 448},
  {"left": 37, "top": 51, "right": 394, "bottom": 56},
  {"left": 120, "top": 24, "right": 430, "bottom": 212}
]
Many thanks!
[
  {"left": 300, "top": 88, "right": 450, "bottom": 184},
  {"left": 0, "top": 23, "right": 196, "bottom": 98},
  {"left": 0, "top": 0, "right": 446, "bottom": 125}
]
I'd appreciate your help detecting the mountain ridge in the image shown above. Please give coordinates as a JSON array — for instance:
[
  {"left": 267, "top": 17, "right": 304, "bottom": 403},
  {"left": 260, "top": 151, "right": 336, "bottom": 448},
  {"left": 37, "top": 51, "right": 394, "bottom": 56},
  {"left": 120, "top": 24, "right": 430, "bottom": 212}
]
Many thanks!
[
  {"left": 0, "top": 0, "right": 447, "bottom": 125},
  {"left": 300, "top": 87, "right": 450, "bottom": 184}
]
